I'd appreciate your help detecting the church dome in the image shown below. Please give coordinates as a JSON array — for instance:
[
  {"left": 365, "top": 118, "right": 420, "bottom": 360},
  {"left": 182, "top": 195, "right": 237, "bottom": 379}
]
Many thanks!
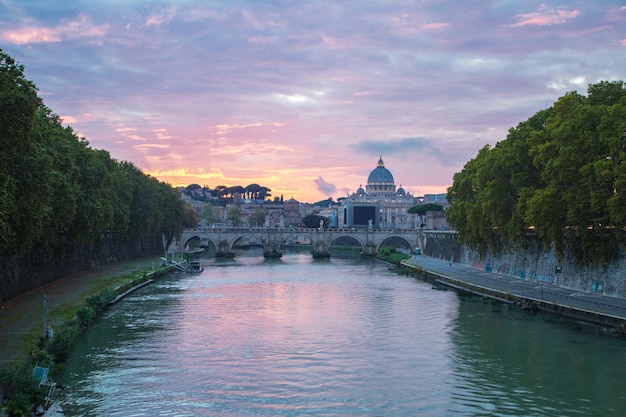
[
  {"left": 367, "top": 157, "right": 394, "bottom": 184},
  {"left": 357, "top": 186, "right": 365, "bottom": 194},
  {"left": 397, "top": 186, "right": 406, "bottom": 195},
  {"left": 366, "top": 157, "right": 396, "bottom": 193}
]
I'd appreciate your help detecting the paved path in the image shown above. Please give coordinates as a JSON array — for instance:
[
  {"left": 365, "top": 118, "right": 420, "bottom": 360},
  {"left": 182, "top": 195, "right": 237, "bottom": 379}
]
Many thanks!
[
  {"left": 0, "top": 257, "right": 158, "bottom": 369},
  {"left": 403, "top": 255, "right": 626, "bottom": 322}
]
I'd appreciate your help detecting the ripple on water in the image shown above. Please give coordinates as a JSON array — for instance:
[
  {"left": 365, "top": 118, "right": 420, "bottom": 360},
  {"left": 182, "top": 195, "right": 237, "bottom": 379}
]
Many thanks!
[{"left": 58, "top": 254, "right": 626, "bottom": 417}]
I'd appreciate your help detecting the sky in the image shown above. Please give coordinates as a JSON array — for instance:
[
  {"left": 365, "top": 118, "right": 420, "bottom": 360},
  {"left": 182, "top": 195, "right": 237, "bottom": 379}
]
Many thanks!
[{"left": 1, "top": 1, "right": 625, "bottom": 203}]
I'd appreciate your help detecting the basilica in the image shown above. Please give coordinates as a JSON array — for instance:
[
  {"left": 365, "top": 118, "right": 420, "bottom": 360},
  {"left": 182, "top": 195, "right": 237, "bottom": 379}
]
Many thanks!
[{"left": 342, "top": 157, "right": 419, "bottom": 230}]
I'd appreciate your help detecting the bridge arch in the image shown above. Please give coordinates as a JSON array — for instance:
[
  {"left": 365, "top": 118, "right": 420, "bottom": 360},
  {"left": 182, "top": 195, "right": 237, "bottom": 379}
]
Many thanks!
[
  {"left": 377, "top": 235, "right": 413, "bottom": 252},
  {"left": 328, "top": 234, "right": 365, "bottom": 253},
  {"left": 180, "top": 233, "right": 218, "bottom": 252},
  {"left": 173, "top": 228, "right": 424, "bottom": 259}
]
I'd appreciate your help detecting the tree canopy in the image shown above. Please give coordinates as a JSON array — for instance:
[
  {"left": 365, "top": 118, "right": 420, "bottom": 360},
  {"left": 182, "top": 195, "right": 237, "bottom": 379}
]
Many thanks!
[
  {"left": 446, "top": 80, "right": 626, "bottom": 264},
  {"left": 183, "top": 183, "right": 272, "bottom": 203},
  {"left": 199, "top": 202, "right": 221, "bottom": 224},
  {"left": 408, "top": 203, "right": 444, "bottom": 215},
  {"left": 301, "top": 214, "right": 328, "bottom": 229},
  {"left": 249, "top": 207, "right": 267, "bottom": 227},
  {"left": 0, "top": 49, "right": 188, "bottom": 255}
]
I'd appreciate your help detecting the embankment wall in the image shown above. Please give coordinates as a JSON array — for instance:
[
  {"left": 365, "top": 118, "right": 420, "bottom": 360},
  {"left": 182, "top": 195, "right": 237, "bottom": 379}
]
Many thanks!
[
  {"left": 0, "top": 234, "right": 164, "bottom": 303},
  {"left": 421, "top": 231, "right": 626, "bottom": 299}
]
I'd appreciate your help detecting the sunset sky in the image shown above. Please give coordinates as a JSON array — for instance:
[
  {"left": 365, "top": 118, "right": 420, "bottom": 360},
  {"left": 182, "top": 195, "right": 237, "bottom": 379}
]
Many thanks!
[{"left": 2, "top": 1, "right": 625, "bottom": 203}]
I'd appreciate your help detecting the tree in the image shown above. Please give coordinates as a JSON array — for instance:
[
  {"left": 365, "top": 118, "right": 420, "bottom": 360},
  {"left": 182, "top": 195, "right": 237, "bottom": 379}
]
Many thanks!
[
  {"left": 227, "top": 206, "right": 242, "bottom": 227},
  {"left": 199, "top": 203, "right": 221, "bottom": 224},
  {"left": 408, "top": 203, "right": 444, "bottom": 215},
  {"left": 446, "top": 80, "right": 626, "bottom": 264},
  {"left": 0, "top": 50, "right": 190, "bottom": 254},
  {"left": 182, "top": 203, "right": 198, "bottom": 228},
  {"left": 301, "top": 214, "right": 327, "bottom": 229},
  {"left": 249, "top": 207, "right": 266, "bottom": 227}
]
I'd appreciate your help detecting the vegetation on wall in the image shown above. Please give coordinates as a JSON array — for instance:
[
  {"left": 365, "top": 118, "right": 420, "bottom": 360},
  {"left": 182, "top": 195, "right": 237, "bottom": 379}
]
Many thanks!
[
  {"left": 377, "top": 247, "right": 411, "bottom": 265},
  {"left": 446, "top": 81, "right": 626, "bottom": 265},
  {"left": 0, "top": 49, "right": 190, "bottom": 258}
]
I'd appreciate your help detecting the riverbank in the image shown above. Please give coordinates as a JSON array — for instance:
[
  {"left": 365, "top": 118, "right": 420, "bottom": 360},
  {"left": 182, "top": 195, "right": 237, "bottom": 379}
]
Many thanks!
[
  {"left": 0, "top": 257, "right": 161, "bottom": 370},
  {"left": 402, "top": 255, "right": 626, "bottom": 335}
]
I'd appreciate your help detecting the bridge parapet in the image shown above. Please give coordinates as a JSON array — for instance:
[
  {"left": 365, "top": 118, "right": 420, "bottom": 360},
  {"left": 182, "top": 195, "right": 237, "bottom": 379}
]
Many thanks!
[{"left": 173, "top": 227, "right": 452, "bottom": 259}]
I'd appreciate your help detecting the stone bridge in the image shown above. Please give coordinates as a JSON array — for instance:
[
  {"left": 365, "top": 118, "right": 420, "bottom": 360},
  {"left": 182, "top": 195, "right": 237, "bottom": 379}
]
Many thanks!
[{"left": 171, "top": 227, "right": 436, "bottom": 258}]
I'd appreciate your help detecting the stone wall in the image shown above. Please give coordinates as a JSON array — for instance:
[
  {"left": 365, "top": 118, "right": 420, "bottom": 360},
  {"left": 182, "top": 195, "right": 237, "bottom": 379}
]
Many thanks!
[
  {"left": 0, "top": 234, "right": 165, "bottom": 303},
  {"left": 421, "top": 231, "right": 626, "bottom": 299}
]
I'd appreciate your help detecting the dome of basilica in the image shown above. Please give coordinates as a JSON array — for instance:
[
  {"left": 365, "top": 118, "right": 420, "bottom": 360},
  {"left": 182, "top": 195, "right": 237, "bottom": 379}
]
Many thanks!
[{"left": 367, "top": 157, "right": 394, "bottom": 185}]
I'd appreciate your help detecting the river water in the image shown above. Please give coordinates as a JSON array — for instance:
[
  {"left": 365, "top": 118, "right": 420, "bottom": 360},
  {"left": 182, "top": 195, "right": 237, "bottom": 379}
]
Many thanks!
[{"left": 57, "top": 249, "right": 626, "bottom": 416}]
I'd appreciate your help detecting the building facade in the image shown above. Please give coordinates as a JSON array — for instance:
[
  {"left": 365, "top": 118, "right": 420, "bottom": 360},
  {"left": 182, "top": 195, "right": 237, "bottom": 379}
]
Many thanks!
[{"left": 342, "top": 157, "right": 418, "bottom": 230}]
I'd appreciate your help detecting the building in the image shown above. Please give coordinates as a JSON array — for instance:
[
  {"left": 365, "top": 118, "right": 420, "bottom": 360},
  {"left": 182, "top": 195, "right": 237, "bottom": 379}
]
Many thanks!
[{"left": 342, "top": 157, "right": 418, "bottom": 230}]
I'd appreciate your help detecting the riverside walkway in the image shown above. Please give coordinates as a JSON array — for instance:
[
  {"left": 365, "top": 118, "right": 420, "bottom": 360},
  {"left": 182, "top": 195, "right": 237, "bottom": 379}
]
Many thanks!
[{"left": 402, "top": 255, "right": 626, "bottom": 332}]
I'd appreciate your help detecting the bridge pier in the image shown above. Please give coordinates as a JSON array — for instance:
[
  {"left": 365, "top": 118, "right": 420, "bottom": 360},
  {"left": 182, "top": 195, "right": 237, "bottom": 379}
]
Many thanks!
[
  {"left": 261, "top": 232, "right": 283, "bottom": 258},
  {"left": 312, "top": 241, "right": 330, "bottom": 259},
  {"left": 362, "top": 241, "right": 378, "bottom": 257},
  {"left": 215, "top": 240, "right": 235, "bottom": 258},
  {"left": 263, "top": 247, "right": 283, "bottom": 258}
]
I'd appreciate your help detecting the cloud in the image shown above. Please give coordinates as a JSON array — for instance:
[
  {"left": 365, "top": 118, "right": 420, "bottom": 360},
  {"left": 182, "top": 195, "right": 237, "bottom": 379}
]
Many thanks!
[
  {"left": 2, "top": 0, "right": 624, "bottom": 203},
  {"left": 351, "top": 137, "right": 450, "bottom": 164},
  {"left": 509, "top": 4, "right": 579, "bottom": 27},
  {"left": 2, "top": 14, "right": 109, "bottom": 44},
  {"left": 313, "top": 177, "right": 337, "bottom": 197}
]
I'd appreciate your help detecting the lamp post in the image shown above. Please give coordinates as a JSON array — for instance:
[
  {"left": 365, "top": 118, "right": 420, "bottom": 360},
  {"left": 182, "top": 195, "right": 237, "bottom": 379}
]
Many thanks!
[{"left": 43, "top": 294, "right": 47, "bottom": 338}]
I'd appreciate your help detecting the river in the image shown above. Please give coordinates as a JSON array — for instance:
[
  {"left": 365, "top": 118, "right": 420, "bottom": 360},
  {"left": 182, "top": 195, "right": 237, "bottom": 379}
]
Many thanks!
[{"left": 57, "top": 249, "right": 626, "bottom": 416}]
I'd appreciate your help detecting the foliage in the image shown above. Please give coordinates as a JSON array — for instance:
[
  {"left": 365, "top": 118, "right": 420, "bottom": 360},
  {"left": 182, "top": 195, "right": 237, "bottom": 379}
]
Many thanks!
[
  {"left": 301, "top": 214, "right": 328, "bottom": 228},
  {"left": 199, "top": 202, "right": 221, "bottom": 224},
  {"left": 312, "top": 198, "right": 338, "bottom": 207},
  {"left": 447, "top": 80, "right": 626, "bottom": 264},
  {"left": 227, "top": 206, "right": 242, "bottom": 226},
  {"left": 377, "top": 247, "right": 411, "bottom": 264},
  {"left": 408, "top": 203, "right": 444, "bottom": 215},
  {"left": 185, "top": 183, "right": 272, "bottom": 201},
  {"left": 182, "top": 202, "right": 198, "bottom": 228},
  {"left": 0, "top": 49, "right": 187, "bottom": 257},
  {"left": 249, "top": 207, "right": 267, "bottom": 227},
  {"left": 0, "top": 361, "right": 46, "bottom": 416}
]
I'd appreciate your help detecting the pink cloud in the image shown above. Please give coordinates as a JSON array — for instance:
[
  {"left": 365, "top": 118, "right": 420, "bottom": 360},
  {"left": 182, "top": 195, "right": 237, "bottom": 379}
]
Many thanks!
[
  {"left": 3, "top": 26, "right": 61, "bottom": 44},
  {"left": 1, "top": 14, "right": 108, "bottom": 44},
  {"left": 422, "top": 22, "right": 449, "bottom": 30},
  {"left": 606, "top": 6, "right": 626, "bottom": 22},
  {"left": 509, "top": 4, "right": 579, "bottom": 27}
]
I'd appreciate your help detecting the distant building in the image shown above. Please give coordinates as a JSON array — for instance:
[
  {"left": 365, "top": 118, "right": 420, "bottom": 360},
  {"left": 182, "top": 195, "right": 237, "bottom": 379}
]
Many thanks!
[
  {"left": 283, "top": 198, "right": 301, "bottom": 227},
  {"left": 420, "top": 193, "right": 449, "bottom": 208},
  {"left": 342, "top": 157, "right": 418, "bottom": 230}
]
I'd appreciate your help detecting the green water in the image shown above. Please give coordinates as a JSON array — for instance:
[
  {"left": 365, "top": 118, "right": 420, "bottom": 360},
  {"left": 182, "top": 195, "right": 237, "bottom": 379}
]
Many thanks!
[{"left": 57, "top": 250, "right": 626, "bottom": 416}]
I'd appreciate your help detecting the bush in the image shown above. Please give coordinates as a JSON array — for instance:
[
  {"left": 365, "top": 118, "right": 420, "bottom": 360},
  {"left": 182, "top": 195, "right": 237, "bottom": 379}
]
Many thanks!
[
  {"left": 47, "top": 322, "right": 79, "bottom": 363},
  {"left": 1, "top": 361, "right": 45, "bottom": 417}
]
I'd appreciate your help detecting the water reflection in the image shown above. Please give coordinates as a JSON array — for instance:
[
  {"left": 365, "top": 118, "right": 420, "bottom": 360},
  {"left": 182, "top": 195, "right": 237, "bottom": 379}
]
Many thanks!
[
  {"left": 58, "top": 251, "right": 626, "bottom": 417},
  {"left": 448, "top": 295, "right": 626, "bottom": 416}
]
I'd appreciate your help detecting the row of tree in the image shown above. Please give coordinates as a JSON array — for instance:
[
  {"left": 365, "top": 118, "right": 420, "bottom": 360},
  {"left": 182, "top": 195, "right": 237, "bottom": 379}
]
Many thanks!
[
  {"left": 0, "top": 49, "right": 193, "bottom": 256},
  {"left": 446, "top": 81, "right": 626, "bottom": 264},
  {"left": 185, "top": 183, "right": 272, "bottom": 202}
]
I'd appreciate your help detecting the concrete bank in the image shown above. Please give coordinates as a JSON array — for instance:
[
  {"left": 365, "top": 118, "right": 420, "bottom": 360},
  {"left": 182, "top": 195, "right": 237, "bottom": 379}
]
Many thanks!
[{"left": 402, "top": 255, "right": 626, "bottom": 334}]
